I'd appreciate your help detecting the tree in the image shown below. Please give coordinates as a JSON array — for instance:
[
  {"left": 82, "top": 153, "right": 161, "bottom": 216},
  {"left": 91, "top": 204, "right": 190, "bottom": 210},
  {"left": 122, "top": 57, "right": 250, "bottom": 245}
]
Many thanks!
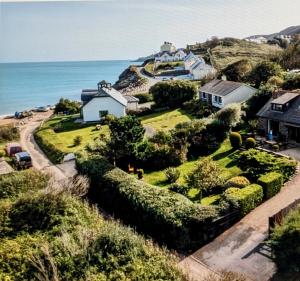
[
  {"left": 150, "top": 80, "right": 197, "bottom": 108},
  {"left": 247, "top": 61, "right": 283, "bottom": 87},
  {"left": 108, "top": 115, "right": 145, "bottom": 165},
  {"left": 54, "top": 98, "right": 81, "bottom": 114},
  {"left": 222, "top": 59, "right": 253, "bottom": 82},
  {"left": 186, "top": 157, "right": 225, "bottom": 196},
  {"left": 282, "top": 74, "right": 300, "bottom": 90},
  {"left": 214, "top": 103, "right": 242, "bottom": 130}
]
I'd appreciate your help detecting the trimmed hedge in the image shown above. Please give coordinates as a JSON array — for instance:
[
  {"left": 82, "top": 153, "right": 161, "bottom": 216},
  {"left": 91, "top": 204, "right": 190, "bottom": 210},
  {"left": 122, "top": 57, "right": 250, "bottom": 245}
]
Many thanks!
[
  {"left": 224, "top": 184, "right": 263, "bottom": 215},
  {"left": 34, "top": 132, "right": 64, "bottom": 164},
  {"left": 76, "top": 156, "right": 218, "bottom": 252},
  {"left": 225, "top": 176, "right": 250, "bottom": 188},
  {"left": 229, "top": 132, "right": 242, "bottom": 149},
  {"left": 258, "top": 172, "right": 283, "bottom": 199}
]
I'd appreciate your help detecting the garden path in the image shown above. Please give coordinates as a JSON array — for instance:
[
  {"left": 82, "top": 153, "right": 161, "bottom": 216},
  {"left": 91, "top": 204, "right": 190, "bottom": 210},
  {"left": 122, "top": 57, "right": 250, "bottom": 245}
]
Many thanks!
[{"left": 179, "top": 165, "right": 300, "bottom": 281}]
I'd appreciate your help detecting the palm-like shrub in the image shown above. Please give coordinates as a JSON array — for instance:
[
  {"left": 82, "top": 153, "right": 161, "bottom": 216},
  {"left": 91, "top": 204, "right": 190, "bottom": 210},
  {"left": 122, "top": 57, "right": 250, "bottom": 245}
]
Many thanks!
[{"left": 164, "top": 167, "right": 180, "bottom": 183}]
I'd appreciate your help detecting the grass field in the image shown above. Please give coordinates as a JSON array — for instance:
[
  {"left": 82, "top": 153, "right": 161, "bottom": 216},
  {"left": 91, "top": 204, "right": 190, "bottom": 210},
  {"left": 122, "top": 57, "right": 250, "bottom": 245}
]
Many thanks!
[
  {"left": 143, "top": 139, "right": 242, "bottom": 188},
  {"left": 141, "top": 109, "right": 193, "bottom": 132},
  {"left": 36, "top": 115, "right": 109, "bottom": 154}
]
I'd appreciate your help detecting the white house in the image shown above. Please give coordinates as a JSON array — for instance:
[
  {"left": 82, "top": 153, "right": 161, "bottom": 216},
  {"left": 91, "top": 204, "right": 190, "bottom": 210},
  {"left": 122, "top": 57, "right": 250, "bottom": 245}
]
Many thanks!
[
  {"left": 155, "top": 52, "right": 175, "bottom": 62},
  {"left": 160, "top": 41, "right": 176, "bottom": 53},
  {"left": 184, "top": 52, "right": 202, "bottom": 71},
  {"left": 199, "top": 79, "right": 257, "bottom": 109},
  {"left": 81, "top": 81, "right": 139, "bottom": 122},
  {"left": 190, "top": 61, "right": 216, "bottom": 80},
  {"left": 173, "top": 49, "right": 187, "bottom": 61}
]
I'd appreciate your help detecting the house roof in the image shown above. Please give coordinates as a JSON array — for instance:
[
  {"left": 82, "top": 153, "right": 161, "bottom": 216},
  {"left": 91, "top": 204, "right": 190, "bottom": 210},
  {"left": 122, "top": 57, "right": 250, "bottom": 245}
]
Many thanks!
[
  {"left": 81, "top": 86, "right": 127, "bottom": 107},
  {"left": 257, "top": 92, "right": 300, "bottom": 126},
  {"left": 184, "top": 52, "right": 195, "bottom": 62},
  {"left": 200, "top": 79, "right": 249, "bottom": 96},
  {"left": 124, "top": 95, "right": 139, "bottom": 103},
  {"left": 271, "top": 92, "right": 299, "bottom": 105}
]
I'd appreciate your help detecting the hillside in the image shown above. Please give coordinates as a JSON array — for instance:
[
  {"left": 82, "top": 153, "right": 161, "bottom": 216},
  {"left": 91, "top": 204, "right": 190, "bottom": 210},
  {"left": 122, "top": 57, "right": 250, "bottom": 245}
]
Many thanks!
[
  {"left": 246, "top": 25, "right": 300, "bottom": 40},
  {"left": 188, "top": 38, "right": 282, "bottom": 70}
]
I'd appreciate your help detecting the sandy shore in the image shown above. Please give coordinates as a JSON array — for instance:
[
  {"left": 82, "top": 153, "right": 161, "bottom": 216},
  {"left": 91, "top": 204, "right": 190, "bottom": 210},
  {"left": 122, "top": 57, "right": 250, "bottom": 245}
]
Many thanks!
[{"left": 0, "top": 111, "right": 53, "bottom": 127}]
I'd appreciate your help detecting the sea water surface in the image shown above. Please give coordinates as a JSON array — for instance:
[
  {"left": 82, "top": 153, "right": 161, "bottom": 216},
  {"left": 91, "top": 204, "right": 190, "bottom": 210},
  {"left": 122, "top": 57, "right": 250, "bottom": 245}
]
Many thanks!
[{"left": 0, "top": 60, "right": 132, "bottom": 116}]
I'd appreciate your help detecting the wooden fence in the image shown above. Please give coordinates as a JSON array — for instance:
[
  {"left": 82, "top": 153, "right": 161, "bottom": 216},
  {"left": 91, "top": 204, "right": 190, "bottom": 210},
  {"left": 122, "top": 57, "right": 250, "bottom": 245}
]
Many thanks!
[{"left": 269, "top": 198, "right": 300, "bottom": 234}]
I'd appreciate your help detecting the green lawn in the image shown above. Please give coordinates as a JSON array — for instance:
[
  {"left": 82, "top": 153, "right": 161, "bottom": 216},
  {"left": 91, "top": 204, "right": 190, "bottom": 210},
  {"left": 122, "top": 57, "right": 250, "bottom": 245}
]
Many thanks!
[
  {"left": 36, "top": 115, "right": 109, "bottom": 154},
  {"left": 143, "top": 139, "right": 242, "bottom": 188},
  {"left": 141, "top": 109, "right": 193, "bottom": 132}
]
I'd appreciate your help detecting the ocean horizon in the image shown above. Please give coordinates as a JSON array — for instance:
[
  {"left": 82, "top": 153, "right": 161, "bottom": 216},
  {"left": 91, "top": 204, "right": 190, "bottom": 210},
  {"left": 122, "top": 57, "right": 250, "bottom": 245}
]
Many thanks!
[{"left": 0, "top": 60, "right": 133, "bottom": 116}]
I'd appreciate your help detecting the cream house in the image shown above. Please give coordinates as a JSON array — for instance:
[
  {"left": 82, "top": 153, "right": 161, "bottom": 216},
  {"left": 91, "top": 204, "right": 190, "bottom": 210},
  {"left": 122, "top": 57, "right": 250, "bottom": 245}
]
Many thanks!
[
  {"left": 160, "top": 41, "right": 176, "bottom": 53},
  {"left": 190, "top": 61, "right": 216, "bottom": 80},
  {"left": 199, "top": 79, "right": 256, "bottom": 109}
]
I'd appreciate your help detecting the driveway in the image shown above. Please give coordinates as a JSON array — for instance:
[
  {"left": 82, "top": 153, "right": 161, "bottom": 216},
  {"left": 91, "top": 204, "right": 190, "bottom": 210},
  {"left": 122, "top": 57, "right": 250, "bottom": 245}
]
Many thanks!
[
  {"left": 179, "top": 166, "right": 300, "bottom": 281},
  {"left": 20, "top": 113, "right": 74, "bottom": 181},
  {"left": 280, "top": 147, "right": 300, "bottom": 161}
]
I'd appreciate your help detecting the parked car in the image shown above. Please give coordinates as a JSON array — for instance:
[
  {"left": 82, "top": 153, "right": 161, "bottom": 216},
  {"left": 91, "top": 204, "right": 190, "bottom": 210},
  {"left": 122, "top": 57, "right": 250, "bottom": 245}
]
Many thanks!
[
  {"left": 35, "top": 106, "right": 49, "bottom": 112},
  {"left": 13, "top": 152, "right": 32, "bottom": 169},
  {"left": 15, "top": 111, "right": 33, "bottom": 119},
  {"left": 5, "top": 143, "right": 22, "bottom": 156}
]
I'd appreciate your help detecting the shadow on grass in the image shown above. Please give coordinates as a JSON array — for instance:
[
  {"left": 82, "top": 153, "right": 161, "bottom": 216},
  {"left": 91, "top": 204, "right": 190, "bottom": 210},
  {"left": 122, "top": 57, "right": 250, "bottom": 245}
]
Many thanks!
[{"left": 212, "top": 148, "right": 236, "bottom": 161}]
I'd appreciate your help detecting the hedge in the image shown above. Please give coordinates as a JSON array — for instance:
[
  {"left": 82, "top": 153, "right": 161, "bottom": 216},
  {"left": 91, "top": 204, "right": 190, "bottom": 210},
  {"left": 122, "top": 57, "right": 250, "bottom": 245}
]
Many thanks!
[
  {"left": 225, "top": 184, "right": 263, "bottom": 215},
  {"left": 34, "top": 132, "right": 65, "bottom": 164},
  {"left": 258, "top": 172, "right": 283, "bottom": 199},
  {"left": 76, "top": 156, "right": 218, "bottom": 252}
]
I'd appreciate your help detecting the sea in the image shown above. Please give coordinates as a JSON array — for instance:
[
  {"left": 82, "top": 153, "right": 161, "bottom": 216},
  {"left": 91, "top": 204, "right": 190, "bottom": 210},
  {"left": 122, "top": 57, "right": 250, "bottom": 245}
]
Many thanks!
[{"left": 0, "top": 60, "right": 133, "bottom": 116}]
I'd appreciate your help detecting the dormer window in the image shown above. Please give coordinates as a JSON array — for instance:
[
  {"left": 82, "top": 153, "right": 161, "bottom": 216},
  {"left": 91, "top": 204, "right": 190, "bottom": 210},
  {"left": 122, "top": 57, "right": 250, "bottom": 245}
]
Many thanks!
[{"left": 271, "top": 103, "right": 283, "bottom": 112}]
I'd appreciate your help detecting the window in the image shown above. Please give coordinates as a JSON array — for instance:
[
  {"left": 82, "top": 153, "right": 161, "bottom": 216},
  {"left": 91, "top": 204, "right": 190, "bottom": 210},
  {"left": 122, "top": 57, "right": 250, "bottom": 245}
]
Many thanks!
[
  {"left": 271, "top": 104, "right": 283, "bottom": 112},
  {"left": 214, "top": 96, "right": 218, "bottom": 102},
  {"left": 99, "top": 110, "right": 108, "bottom": 118},
  {"left": 218, "top": 96, "right": 222, "bottom": 104},
  {"left": 202, "top": 92, "right": 207, "bottom": 99}
]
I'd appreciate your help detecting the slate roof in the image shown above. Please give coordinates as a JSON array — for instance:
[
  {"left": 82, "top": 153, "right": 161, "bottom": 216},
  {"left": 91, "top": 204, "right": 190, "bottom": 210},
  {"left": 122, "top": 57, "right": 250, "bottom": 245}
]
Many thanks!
[
  {"left": 272, "top": 92, "right": 299, "bottom": 105},
  {"left": 124, "top": 95, "right": 139, "bottom": 103},
  {"left": 257, "top": 92, "right": 300, "bottom": 126},
  {"left": 81, "top": 86, "right": 127, "bottom": 107},
  {"left": 200, "top": 79, "right": 248, "bottom": 96}
]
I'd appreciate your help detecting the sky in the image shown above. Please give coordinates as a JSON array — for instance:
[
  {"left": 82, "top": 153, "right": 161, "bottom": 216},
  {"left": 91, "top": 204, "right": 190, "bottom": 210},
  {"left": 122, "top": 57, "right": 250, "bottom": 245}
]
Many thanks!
[{"left": 0, "top": 0, "right": 299, "bottom": 62}]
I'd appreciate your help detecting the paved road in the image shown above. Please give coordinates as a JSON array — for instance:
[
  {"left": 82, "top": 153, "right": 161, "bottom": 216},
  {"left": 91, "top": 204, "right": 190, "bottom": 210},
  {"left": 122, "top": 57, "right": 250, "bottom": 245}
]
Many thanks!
[
  {"left": 180, "top": 166, "right": 300, "bottom": 281},
  {"left": 20, "top": 114, "right": 69, "bottom": 181}
]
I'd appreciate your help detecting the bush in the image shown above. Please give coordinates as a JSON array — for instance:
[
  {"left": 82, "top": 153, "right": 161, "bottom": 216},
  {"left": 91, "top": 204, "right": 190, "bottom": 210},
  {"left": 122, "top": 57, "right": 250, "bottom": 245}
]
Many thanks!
[
  {"left": 0, "top": 170, "right": 49, "bottom": 200},
  {"left": 245, "top": 137, "right": 256, "bottom": 149},
  {"left": 164, "top": 167, "right": 180, "bottom": 183},
  {"left": 54, "top": 98, "right": 81, "bottom": 114},
  {"left": 169, "top": 183, "right": 189, "bottom": 196},
  {"left": 77, "top": 156, "right": 218, "bottom": 252},
  {"left": 258, "top": 172, "right": 283, "bottom": 199},
  {"left": 134, "top": 93, "right": 153, "bottom": 103},
  {"left": 224, "top": 184, "right": 263, "bottom": 215},
  {"left": 73, "top": 135, "right": 82, "bottom": 146},
  {"left": 0, "top": 125, "right": 20, "bottom": 142},
  {"left": 282, "top": 74, "right": 300, "bottom": 90},
  {"left": 270, "top": 206, "right": 300, "bottom": 272},
  {"left": 186, "top": 157, "right": 225, "bottom": 196},
  {"left": 214, "top": 103, "right": 242, "bottom": 130},
  {"left": 222, "top": 59, "right": 253, "bottom": 82},
  {"left": 225, "top": 176, "right": 250, "bottom": 188},
  {"left": 150, "top": 80, "right": 197, "bottom": 108},
  {"left": 237, "top": 149, "right": 297, "bottom": 182},
  {"left": 101, "top": 113, "right": 116, "bottom": 125},
  {"left": 229, "top": 132, "right": 242, "bottom": 149},
  {"left": 34, "top": 132, "right": 65, "bottom": 164}
]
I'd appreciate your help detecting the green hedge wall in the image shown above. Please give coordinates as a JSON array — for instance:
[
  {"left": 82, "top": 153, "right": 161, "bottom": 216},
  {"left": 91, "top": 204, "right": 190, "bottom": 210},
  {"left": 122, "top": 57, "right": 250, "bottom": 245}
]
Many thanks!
[
  {"left": 258, "top": 172, "right": 283, "bottom": 199},
  {"left": 76, "top": 156, "right": 218, "bottom": 252},
  {"left": 225, "top": 184, "right": 263, "bottom": 215},
  {"left": 34, "top": 132, "right": 64, "bottom": 164}
]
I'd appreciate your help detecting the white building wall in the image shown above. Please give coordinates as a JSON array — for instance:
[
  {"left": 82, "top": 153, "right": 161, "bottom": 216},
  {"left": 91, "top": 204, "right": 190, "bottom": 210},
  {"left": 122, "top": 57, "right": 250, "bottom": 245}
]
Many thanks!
[
  {"left": 82, "top": 97, "right": 126, "bottom": 122},
  {"left": 192, "top": 65, "right": 216, "bottom": 80},
  {"left": 126, "top": 102, "right": 138, "bottom": 111}
]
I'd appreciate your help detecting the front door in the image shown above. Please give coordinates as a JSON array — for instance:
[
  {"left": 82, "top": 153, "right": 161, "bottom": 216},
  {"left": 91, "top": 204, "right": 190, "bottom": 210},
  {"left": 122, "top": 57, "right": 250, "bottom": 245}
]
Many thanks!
[
  {"left": 207, "top": 94, "right": 212, "bottom": 105},
  {"left": 268, "top": 120, "right": 279, "bottom": 136}
]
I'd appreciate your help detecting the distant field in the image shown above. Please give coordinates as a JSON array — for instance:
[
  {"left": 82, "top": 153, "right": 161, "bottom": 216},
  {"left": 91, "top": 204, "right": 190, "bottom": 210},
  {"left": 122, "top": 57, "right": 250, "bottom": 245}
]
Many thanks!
[
  {"left": 141, "top": 108, "right": 193, "bottom": 132},
  {"left": 211, "top": 41, "right": 281, "bottom": 70}
]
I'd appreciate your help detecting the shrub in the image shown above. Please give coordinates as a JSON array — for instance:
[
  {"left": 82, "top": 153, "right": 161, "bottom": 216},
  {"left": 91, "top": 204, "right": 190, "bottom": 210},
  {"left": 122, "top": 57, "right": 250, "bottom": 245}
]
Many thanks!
[
  {"left": 221, "top": 59, "right": 253, "bottom": 82},
  {"left": 0, "top": 170, "right": 49, "bottom": 200},
  {"left": 229, "top": 132, "right": 242, "bottom": 149},
  {"left": 237, "top": 149, "right": 297, "bottom": 182},
  {"left": 169, "top": 183, "right": 189, "bottom": 196},
  {"left": 270, "top": 206, "right": 300, "bottom": 272},
  {"left": 137, "top": 168, "right": 144, "bottom": 179},
  {"left": 73, "top": 135, "right": 82, "bottom": 146},
  {"left": 134, "top": 93, "right": 153, "bottom": 103},
  {"left": 34, "top": 132, "right": 64, "bottom": 164},
  {"left": 0, "top": 150, "right": 5, "bottom": 158},
  {"left": 282, "top": 74, "right": 300, "bottom": 90},
  {"left": 164, "top": 167, "right": 180, "bottom": 183},
  {"left": 0, "top": 125, "right": 20, "bottom": 142},
  {"left": 150, "top": 80, "right": 197, "bottom": 108},
  {"left": 101, "top": 113, "right": 116, "bottom": 125},
  {"left": 225, "top": 176, "right": 250, "bottom": 188},
  {"left": 245, "top": 137, "right": 256, "bottom": 149},
  {"left": 77, "top": 156, "right": 218, "bottom": 251},
  {"left": 258, "top": 172, "right": 283, "bottom": 199},
  {"left": 186, "top": 157, "right": 225, "bottom": 195},
  {"left": 224, "top": 184, "right": 263, "bottom": 215},
  {"left": 54, "top": 98, "right": 81, "bottom": 114},
  {"left": 214, "top": 103, "right": 242, "bottom": 130}
]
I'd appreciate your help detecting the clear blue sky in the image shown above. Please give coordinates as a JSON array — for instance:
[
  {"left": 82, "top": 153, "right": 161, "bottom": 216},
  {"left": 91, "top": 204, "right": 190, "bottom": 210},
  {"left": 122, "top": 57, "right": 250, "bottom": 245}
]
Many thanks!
[{"left": 0, "top": 0, "right": 299, "bottom": 62}]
